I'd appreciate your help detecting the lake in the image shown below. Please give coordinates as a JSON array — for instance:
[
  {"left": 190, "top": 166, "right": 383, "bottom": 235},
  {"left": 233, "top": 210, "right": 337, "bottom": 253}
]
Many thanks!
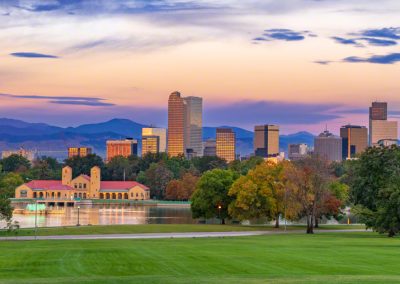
[{"left": 7, "top": 204, "right": 196, "bottom": 228}]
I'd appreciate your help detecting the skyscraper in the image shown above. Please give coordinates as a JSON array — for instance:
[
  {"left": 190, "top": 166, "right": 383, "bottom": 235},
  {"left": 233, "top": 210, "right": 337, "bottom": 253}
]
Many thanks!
[
  {"left": 106, "top": 138, "right": 138, "bottom": 162},
  {"left": 167, "top": 92, "right": 186, "bottom": 157},
  {"left": 340, "top": 125, "right": 368, "bottom": 160},
  {"left": 254, "top": 125, "right": 279, "bottom": 157},
  {"left": 288, "top": 143, "right": 308, "bottom": 161},
  {"left": 369, "top": 102, "right": 398, "bottom": 146},
  {"left": 142, "top": 127, "right": 167, "bottom": 155},
  {"left": 203, "top": 139, "right": 216, "bottom": 157},
  {"left": 216, "top": 128, "right": 236, "bottom": 162},
  {"left": 184, "top": 96, "right": 203, "bottom": 157},
  {"left": 167, "top": 91, "right": 203, "bottom": 158},
  {"left": 68, "top": 147, "right": 92, "bottom": 158},
  {"left": 314, "top": 130, "right": 342, "bottom": 162}
]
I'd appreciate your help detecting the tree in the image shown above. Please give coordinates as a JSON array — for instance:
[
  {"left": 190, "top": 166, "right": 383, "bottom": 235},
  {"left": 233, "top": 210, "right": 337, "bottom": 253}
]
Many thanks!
[
  {"left": 165, "top": 173, "right": 199, "bottom": 201},
  {"left": 229, "top": 161, "right": 297, "bottom": 227},
  {"left": 104, "top": 156, "right": 139, "bottom": 181},
  {"left": 1, "top": 154, "right": 31, "bottom": 173},
  {"left": 286, "top": 157, "right": 333, "bottom": 234},
  {"left": 191, "top": 169, "right": 238, "bottom": 224},
  {"left": 228, "top": 156, "right": 264, "bottom": 175},
  {"left": 347, "top": 146, "right": 400, "bottom": 236},
  {"left": 64, "top": 154, "right": 105, "bottom": 178},
  {"left": 143, "top": 162, "right": 174, "bottom": 199},
  {"left": 192, "top": 156, "right": 227, "bottom": 173},
  {"left": 26, "top": 156, "right": 62, "bottom": 180},
  {"left": 0, "top": 173, "right": 24, "bottom": 222}
]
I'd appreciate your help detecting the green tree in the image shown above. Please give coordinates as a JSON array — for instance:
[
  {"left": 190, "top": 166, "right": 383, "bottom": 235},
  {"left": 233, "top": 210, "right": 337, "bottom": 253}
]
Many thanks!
[
  {"left": 348, "top": 146, "right": 400, "bottom": 236},
  {"left": 143, "top": 162, "right": 174, "bottom": 199},
  {"left": 0, "top": 173, "right": 24, "bottom": 222},
  {"left": 104, "top": 155, "right": 139, "bottom": 181},
  {"left": 192, "top": 156, "right": 227, "bottom": 173},
  {"left": 64, "top": 154, "right": 105, "bottom": 178},
  {"left": 1, "top": 154, "right": 31, "bottom": 173},
  {"left": 228, "top": 156, "right": 264, "bottom": 175},
  {"left": 26, "top": 157, "right": 61, "bottom": 180},
  {"left": 191, "top": 169, "right": 238, "bottom": 224}
]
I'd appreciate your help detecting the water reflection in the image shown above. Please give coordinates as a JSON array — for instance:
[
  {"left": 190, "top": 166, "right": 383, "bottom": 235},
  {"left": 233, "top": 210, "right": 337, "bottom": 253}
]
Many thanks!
[{"left": 8, "top": 204, "right": 195, "bottom": 228}]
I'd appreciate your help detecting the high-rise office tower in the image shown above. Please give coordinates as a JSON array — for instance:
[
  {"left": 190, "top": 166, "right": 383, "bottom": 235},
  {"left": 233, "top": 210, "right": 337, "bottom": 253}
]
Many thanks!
[
  {"left": 216, "top": 128, "right": 236, "bottom": 162},
  {"left": 167, "top": 91, "right": 203, "bottom": 157},
  {"left": 68, "top": 147, "right": 92, "bottom": 158},
  {"left": 288, "top": 143, "right": 308, "bottom": 161},
  {"left": 314, "top": 130, "right": 342, "bottom": 162},
  {"left": 106, "top": 138, "right": 138, "bottom": 162},
  {"left": 340, "top": 125, "right": 368, "bottom": 160},
  {"left": 142, "top": 127, "right": 167, "bottom": 155},
  {"left": 369, "top": 102, "right": 398, "bottom": 146},
  {"left": 184, "top": 96, "right": 203, "bottom": 157},
  {"left": 203, "top": 139, "right": 217, "bottom": 157},
  {"left": 167, "top": 92, "right": 186, "bottom": 157},
  {"left": 254, "top": 125, "right": 279, "bottom": 157}
]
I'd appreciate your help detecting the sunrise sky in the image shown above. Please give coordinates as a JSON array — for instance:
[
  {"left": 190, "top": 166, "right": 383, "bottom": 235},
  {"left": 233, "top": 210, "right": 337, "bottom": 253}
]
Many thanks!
[{"left": 0, "top": 0, "right": 399, "bottom": 134}]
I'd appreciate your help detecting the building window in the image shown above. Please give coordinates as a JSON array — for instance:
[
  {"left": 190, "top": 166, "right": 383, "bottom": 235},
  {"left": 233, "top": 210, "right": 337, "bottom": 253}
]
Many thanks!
[
  {"left": 136, "top": 193, "right": 138, "bottom": 197},
  {"left": 79, "top": 183, "right": 82, "bottom": 189},
  {"left": 83, "top": 184, "right": 87, "bottom": 189},
  {"left": 131, "top": 193, "right": 133, "bottom": 197},
  {"left": 74, "top": 184, "right": 77, "bottom": 189},
  {"left": 20, "top": 190, "right": 27, "bottom": 198}
]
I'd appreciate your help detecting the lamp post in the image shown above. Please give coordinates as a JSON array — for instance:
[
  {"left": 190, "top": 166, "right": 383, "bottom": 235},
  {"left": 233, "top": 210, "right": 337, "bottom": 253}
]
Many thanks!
[
  {"left": 217, "top": 205, "right": 222, "bottom": 224},
  {"left": 77, "top": 206, "right": 81, "bottom": 226},
  {"left": 34, "top": 199, "right": 38, "bottom": 240}
]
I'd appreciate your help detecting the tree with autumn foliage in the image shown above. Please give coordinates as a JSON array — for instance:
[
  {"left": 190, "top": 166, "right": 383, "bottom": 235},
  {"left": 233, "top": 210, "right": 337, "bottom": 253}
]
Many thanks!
[
  {"left": 165, "top": 173, "right": 199, "bottom": 201},
  {"left": 228, "top": 161, "right": 300, "bottom": 227},
  {"left": 285, "top": 156, "right": 346, "bottom": 234}
]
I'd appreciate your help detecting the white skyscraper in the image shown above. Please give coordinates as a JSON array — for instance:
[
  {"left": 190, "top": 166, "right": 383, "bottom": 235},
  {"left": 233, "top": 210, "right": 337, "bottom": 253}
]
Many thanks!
[{"left": 142, "top": 127, "right": 167, "bottom": 153}]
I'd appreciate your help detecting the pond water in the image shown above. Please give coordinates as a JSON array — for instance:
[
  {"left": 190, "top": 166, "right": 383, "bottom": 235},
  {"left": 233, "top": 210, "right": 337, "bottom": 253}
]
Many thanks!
[{"left": 7, "top": 204, "right": 196, "bottom": 228}]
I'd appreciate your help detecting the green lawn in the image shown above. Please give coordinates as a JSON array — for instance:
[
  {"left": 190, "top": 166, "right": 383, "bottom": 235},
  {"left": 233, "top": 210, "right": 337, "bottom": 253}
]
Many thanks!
[
  {"left": 0, "top": 224, "right": 365, "bottom": 237},
  {"left": 0, "top": 232, "right": 398, "bottom": 283}
]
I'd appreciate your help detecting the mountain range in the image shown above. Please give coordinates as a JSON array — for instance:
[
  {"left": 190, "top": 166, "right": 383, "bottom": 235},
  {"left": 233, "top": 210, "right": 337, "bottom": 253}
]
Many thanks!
[{"left": 0, "top": 118, "right": 315, "bottom": 159}]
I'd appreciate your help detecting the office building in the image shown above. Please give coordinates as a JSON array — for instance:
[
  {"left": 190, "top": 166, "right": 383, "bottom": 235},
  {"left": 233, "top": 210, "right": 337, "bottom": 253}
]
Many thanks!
[
  {"left": 167, "top": 91, "right": 203, "bottom": 157},
  {"left": 68, "top": 147, "right": 92, "bottom": 158},
  {"left": 184, "top": 96, "right": 203, "bottom": 157},
  {"left": 288, "top": 143, "right": 308, "bottom": 161},
  {"left": 203, "top": 139, "right": 216, "bottom": 157},
  {"left": 340, "top": 125, "right": 368, "bottom": 160},
  {"left": 2, "top": 148, "right": 36, "bottom": 162},
  {"left": 216, "top": 128, "right": 236, "bottom": 162},
  {"left": 167, "top": 91, "right": 186, "bottom": 157},
  {"left": 369, "top": 102, "right": 398, "bottom": 146},
  {"left": 142, "top": 127, "right": 167, "bottom": 155},
  {"left": 106, "top": 138, "right": 138, "bottom": 162},
  {"left": 254, "top": 125, "right": 279, "bottom": 157},
  {"left": 314, "top": 130, "right": 342, "bottom": 162}
]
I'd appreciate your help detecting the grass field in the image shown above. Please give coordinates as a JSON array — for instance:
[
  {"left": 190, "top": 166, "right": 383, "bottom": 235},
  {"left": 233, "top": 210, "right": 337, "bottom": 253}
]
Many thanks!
[
  {"left": 0, "top": 232, "right": 398, "bottom": 283},
  {"left": 0, "top": 224, "right": 365, "bottom": 237}
]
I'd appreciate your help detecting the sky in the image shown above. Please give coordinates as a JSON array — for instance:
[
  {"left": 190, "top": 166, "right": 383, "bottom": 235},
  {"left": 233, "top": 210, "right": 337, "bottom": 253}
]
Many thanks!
[{"left": 0, "top": 0, "right": 399, "bottom": 134}]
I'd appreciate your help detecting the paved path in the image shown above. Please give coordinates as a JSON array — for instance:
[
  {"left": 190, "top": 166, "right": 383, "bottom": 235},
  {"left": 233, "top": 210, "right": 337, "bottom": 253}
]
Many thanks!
[{"left": 0, "top": 229, "right": 368, "bottom": 241}]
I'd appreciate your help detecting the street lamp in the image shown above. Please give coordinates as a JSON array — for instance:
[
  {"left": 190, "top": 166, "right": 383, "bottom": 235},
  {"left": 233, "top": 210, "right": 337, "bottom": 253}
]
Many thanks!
[
  {"left": 34, "top": 199, "right": 38, "bottom": 240},
  {"left": 77, "top": 206, "right": 81, "bottom": 226},
  {"left": 217, "top": 205, "right": 222, "bottom": 224}
]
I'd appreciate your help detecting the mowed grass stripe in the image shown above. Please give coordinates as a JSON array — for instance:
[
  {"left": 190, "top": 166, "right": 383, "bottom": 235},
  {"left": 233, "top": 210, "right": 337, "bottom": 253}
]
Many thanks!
[{"left": 0, "top": 233, "right": 399, "bottom": 283}]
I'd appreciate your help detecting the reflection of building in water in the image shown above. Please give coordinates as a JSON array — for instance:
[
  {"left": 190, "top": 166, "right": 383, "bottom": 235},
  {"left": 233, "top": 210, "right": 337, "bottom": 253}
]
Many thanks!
[{"left": 15, "top": 166, "right": 150, "bottom": 201}]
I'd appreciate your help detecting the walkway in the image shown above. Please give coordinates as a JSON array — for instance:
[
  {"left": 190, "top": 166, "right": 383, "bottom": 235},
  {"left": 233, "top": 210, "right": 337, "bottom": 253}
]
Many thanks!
[{"left": 0, "top": 229, "right": 368, "bottom": 241}]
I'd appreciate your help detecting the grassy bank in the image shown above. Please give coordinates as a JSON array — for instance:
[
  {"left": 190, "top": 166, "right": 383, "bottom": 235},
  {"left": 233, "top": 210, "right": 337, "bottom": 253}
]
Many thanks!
[
  {"left": 0, "top": 224, "right": 365, "bottom": 237},
  {"left": 0, "top": 232, "right": 398, "bottom": 283}
]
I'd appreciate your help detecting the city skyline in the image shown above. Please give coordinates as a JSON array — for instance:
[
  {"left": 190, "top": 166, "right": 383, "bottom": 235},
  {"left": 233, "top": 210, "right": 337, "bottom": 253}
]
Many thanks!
[{"left": 0, "top": 1, "right": 399, "bottom": 134}]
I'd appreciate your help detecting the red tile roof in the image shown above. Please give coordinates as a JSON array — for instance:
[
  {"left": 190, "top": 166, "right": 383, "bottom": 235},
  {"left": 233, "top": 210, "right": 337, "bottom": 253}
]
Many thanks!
[
  {"left": 100, "top": 181, "right": 149, "bottom": 191},
  {"left": 25, "top": 180, "right": 73, "bottom": 191}
]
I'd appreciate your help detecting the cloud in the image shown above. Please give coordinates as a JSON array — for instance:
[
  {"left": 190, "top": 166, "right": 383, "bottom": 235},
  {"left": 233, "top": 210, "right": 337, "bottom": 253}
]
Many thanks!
[
  {"left": 0, "top": 93, "right": 114, "bottom": 106},
  {"left": 10, "top": 52, "right": 58, "bottom": 58},
  {"left": 331, "top": 36, "right": 363, "bottom": 47},
  {"left": 263, "top": 29, "right": 305, "bottom": 41},
  {"left": 332, "top": 27, "right": 400, "bottom": 47},
  {"left": 361, "top": 28, "right": 400, "bottom": 40},
  {"left": 314, "top": 60, "right": 332, "bottom": 65},
  {"left": 343, "top": 53, "right": 400, "bottom": 64}
]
